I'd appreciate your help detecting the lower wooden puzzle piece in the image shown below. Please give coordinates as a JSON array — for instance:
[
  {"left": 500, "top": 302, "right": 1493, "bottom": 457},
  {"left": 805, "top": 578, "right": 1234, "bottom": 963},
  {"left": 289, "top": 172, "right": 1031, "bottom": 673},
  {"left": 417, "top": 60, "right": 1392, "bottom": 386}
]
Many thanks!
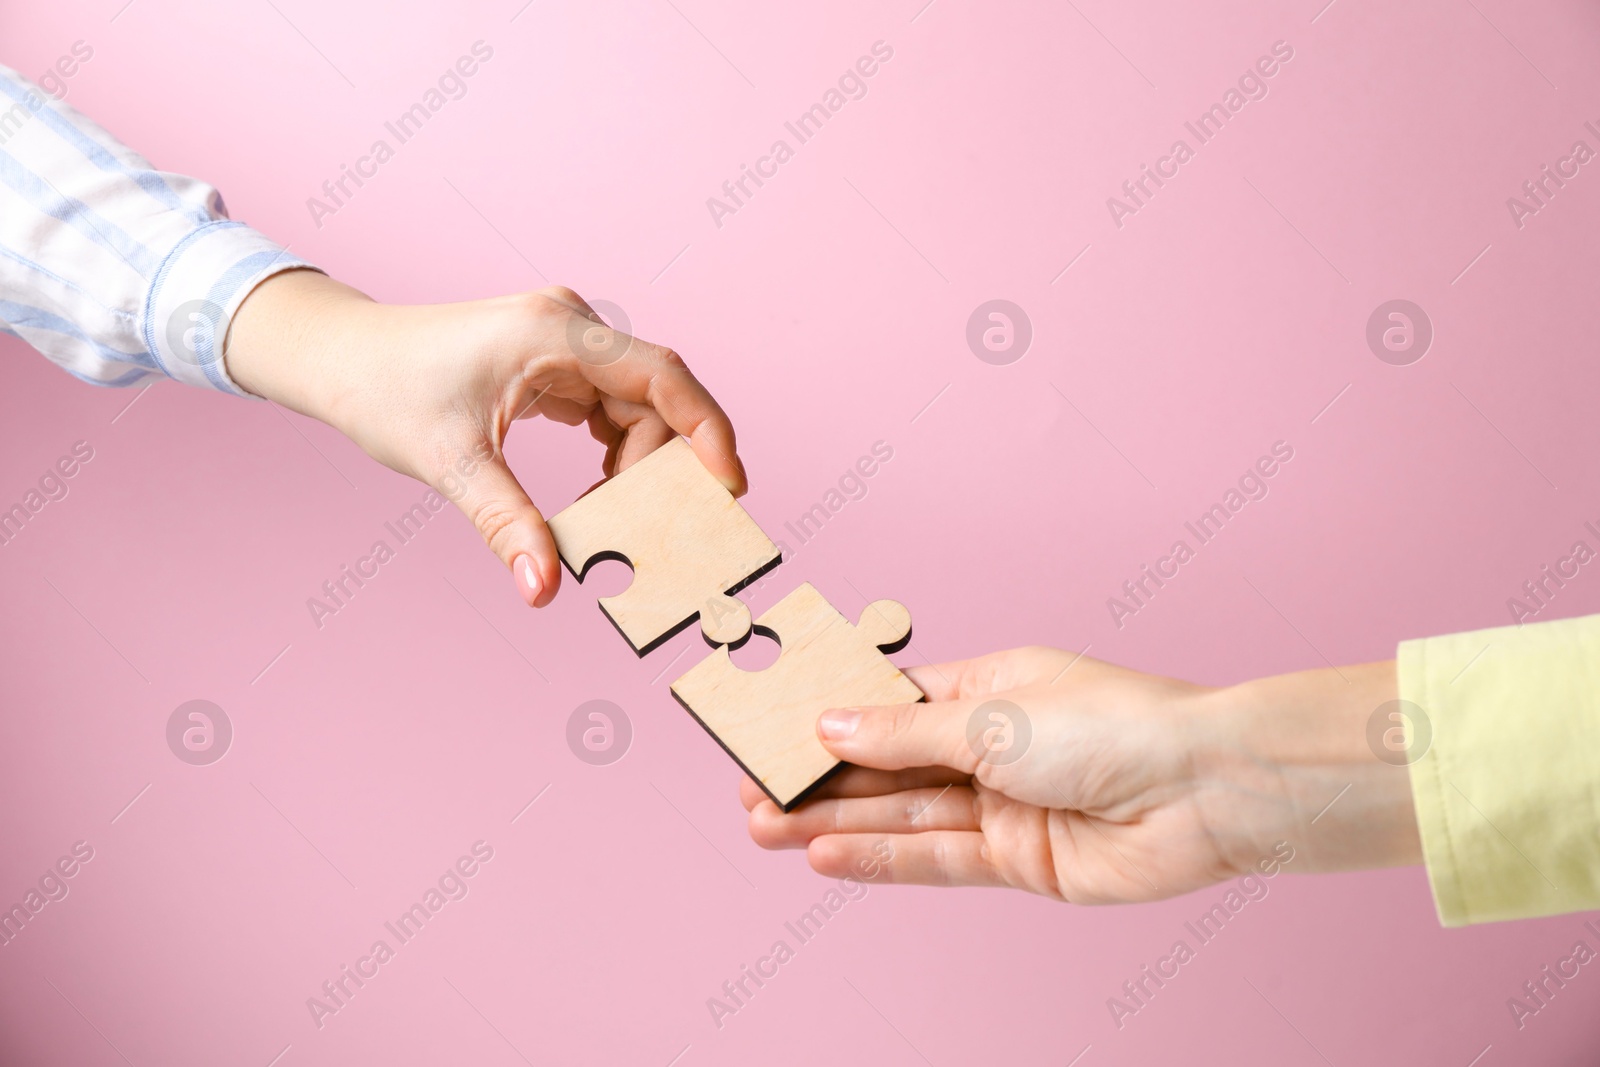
[
  {"left": 547, "top": 436, "right": 782, "bottom": 656},
  {"left": 669, "top": 582, "right": 923, "bottom": 811}
]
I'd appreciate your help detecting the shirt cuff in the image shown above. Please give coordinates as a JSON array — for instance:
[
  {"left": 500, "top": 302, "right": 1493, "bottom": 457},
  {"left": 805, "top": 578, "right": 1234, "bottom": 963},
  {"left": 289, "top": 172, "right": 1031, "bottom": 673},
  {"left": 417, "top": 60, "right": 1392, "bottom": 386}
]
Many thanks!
[
  {"left": 1401, "top": 613, "right": 1600, "bottom": 926},
  {"left": 142, "top": 220, "right": 319, "bottom": 396}
]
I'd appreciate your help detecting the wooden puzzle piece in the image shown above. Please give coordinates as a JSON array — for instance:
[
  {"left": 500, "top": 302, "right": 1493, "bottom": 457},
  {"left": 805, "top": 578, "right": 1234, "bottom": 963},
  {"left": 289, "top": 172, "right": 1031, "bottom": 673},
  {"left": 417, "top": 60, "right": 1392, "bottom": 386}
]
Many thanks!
[
  {"left": 669, "top": 582, "right": 923, "bottom": 811},
  {"left": 547, "top": 436, "right": 782, "bottom": 656}
]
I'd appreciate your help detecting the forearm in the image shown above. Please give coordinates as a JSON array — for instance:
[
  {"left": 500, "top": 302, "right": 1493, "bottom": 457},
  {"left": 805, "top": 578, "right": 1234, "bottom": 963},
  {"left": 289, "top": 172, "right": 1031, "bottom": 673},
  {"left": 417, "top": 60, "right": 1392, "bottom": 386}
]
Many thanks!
[
  {"left": 225, "top": 269, "right": 374, "bottom": 422},
  {"left": 1188, "top": 660, "right": 1423, "bottom": 875}
]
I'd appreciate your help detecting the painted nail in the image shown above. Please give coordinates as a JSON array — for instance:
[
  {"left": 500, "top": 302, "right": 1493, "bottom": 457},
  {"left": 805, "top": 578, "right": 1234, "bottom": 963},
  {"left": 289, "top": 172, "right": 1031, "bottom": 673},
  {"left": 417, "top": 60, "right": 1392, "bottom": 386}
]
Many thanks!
[
  {"left": 514, "top": 554, "right": 543, "bottom": 607},
  {"left": 818, "top": 709, "right": 862, "bottom": 740}
]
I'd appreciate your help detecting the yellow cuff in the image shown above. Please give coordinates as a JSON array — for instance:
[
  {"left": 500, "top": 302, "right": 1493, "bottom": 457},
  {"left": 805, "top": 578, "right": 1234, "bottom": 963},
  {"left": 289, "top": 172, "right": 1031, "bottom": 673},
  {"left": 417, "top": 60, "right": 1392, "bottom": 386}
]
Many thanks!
[{"left": 1401, "top": 613, "right": 1600, "bottom": 925}]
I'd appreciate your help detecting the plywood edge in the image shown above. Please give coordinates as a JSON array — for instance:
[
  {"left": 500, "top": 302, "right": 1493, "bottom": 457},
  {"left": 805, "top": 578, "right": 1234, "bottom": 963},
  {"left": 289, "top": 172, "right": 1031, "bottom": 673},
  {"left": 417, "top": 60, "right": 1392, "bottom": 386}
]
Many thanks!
[{"left": 667, "top": 685, "right": 845, "bottom": 811}]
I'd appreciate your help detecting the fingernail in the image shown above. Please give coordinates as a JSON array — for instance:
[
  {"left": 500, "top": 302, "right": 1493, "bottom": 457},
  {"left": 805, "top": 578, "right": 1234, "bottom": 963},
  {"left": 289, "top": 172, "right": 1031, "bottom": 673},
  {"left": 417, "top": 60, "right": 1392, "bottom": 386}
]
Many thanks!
[
  {"left": 513, "top": 554, "right": 543, "bottom": 607},
  {"left": 818, "top": 709, "right": 861, "bottom": 740}
]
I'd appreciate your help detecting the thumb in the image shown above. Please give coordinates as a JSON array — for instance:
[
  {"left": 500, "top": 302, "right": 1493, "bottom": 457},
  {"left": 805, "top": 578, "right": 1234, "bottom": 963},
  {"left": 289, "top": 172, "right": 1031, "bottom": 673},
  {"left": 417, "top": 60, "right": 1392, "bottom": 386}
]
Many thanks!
[
  {"left": 816, "top": 700, "right": 984, "bottom": 774},
  {"left": 443, "top": 452, "right": 562, "bottom": 608}
]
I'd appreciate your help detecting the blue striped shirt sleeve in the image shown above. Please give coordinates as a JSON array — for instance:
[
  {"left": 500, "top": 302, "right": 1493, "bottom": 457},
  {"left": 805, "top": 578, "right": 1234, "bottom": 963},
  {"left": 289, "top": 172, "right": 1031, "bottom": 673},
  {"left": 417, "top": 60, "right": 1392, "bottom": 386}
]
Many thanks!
[{"left": 0, "top": 62, "right": 318, "bottom": 395}]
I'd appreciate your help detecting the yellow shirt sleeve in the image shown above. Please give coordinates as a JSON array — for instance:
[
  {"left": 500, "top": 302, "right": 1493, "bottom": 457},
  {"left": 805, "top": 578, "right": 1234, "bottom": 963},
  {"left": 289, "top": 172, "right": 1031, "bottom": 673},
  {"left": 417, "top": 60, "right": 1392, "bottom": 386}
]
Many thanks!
[{"left": 1401, "top": 612, "right": 1600, "bottom": 925}]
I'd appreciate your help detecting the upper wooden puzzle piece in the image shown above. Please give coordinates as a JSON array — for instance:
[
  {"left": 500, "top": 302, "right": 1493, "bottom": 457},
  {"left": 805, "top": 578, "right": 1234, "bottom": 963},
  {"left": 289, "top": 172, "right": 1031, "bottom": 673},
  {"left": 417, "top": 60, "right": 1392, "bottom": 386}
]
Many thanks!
[
  {"left": 669, "top": 581, "right": 923, "bottom": 811},
  {"left": 547, "top": 436, "right": 781, "bottom": 656}
]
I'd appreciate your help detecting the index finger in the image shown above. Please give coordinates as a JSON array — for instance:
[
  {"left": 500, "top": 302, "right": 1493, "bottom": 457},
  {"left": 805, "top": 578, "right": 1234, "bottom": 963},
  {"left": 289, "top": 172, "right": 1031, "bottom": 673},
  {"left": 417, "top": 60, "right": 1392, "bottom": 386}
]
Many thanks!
[{"left": 578, "top": 332, "right": 746, "bottom": 496}]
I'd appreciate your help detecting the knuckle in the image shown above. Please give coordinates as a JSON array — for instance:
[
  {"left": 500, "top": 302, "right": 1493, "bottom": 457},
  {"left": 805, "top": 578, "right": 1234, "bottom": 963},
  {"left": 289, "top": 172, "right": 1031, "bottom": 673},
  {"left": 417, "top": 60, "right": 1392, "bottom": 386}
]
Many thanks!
[
  {"left": 643, "top": 345, "right": 688, "bottom": 375},
  {"left": 533, "top": 285, "right": 584, "bottom": 307},
  {"left": 515, "top": 290, "right": 581, "bottom": 335},
  {"left": 885, "top": 702, "right": 922, "bottom": 742},
  {"left": 470, "top": 498, "right": 522, "bottom": 554}
]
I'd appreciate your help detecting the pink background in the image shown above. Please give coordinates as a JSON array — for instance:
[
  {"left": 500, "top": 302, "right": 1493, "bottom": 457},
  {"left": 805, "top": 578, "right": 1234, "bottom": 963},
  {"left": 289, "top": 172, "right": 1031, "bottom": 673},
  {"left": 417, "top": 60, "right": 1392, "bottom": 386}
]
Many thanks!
[{"left": 6, "top": 0, "right": 1600, "bottom": 1063}]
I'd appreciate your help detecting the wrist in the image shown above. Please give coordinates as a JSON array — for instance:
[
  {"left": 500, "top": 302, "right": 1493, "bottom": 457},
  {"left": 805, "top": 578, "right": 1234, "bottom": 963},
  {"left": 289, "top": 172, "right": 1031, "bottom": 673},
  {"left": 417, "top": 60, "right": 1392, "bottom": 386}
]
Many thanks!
[
  {"left": 1187, "top": 661, "right": 1422, "bottom": 874},
  {"left": 224, "top": 269, "right": 377, "bottom": 423}
]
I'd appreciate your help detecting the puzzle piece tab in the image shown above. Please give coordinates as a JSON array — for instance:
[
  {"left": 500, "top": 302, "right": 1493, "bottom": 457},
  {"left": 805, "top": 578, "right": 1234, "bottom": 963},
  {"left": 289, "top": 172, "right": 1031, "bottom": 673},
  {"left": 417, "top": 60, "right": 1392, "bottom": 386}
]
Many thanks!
[
  {"left": 670, "top": 582, "right": 923, "bottom": 811},
  {"left": 548, "top": 436, "right": 781, "bottom": 656}
]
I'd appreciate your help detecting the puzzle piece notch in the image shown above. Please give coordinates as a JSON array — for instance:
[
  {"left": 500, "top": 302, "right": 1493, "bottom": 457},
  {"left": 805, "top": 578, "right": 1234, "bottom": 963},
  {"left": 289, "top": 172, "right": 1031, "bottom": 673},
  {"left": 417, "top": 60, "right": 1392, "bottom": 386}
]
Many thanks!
[
  {"left": 547, "top": 436, "right": 782, "bottom": 656},
  {"left": 670, "top": 582, "right": 923, "bottom": 811}
]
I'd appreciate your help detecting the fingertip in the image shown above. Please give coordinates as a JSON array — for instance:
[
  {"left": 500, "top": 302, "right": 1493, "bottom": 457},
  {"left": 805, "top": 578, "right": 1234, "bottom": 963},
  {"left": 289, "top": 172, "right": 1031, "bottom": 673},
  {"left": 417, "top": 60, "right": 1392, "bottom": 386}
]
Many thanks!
[
  {"left": 512, "top": 551, "right": 562, "bottom": 608},
  {"left": 747, "top": 801, "right": 801, "bottom": 850},
  {"left": 805, "top": 835, "right": 852, "bottom": 878},
  {"left": 707, "top": 452, "right": 747, "bottom": 498},
  {"left": 727, "top": 453, "right": 749, "bottom": 498},
  {"left": 523, "top": 509, "right": 564, "bottom": 608},
  {"left": 686, "top": 431, "right": 745, "bottom": 498},
  {"left": 901, "top": 663, "right": 961, "bottom": 703},
  {"left": 737, "top": 775, "right": 767, "bottom": 812},
  {"left": 532, "top": 554, "right": 561, "bottom": 607}
]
